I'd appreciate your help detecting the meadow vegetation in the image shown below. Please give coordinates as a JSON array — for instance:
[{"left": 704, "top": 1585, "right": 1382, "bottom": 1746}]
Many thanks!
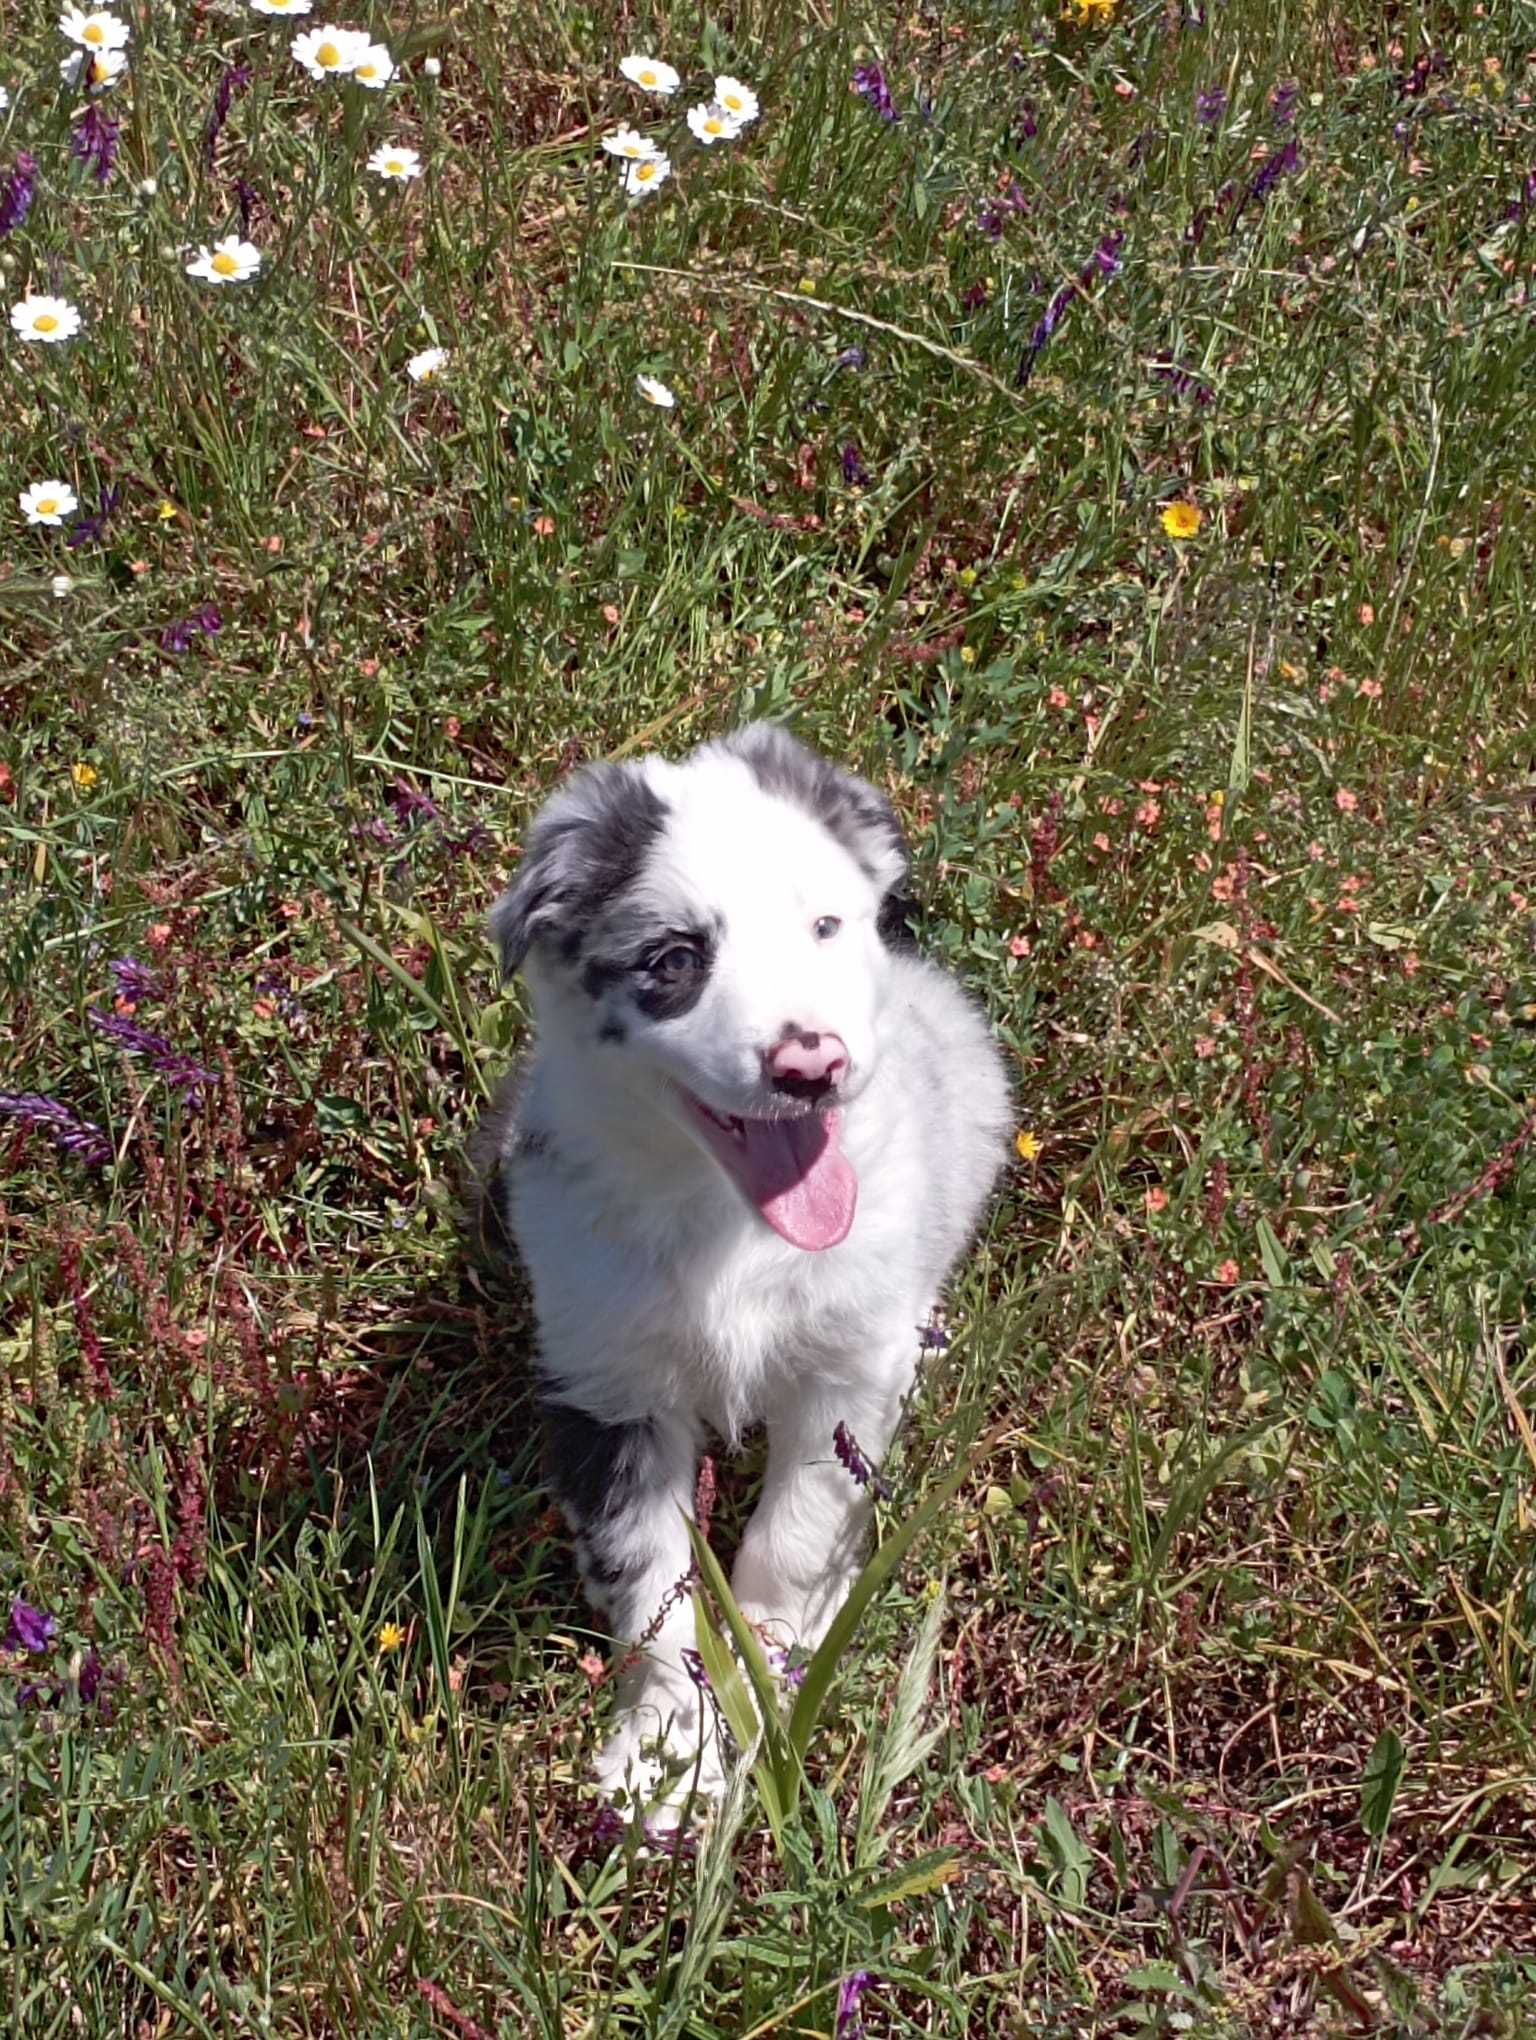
[{"left": 3, "top": 0, "right": 1536, "bottom": 2030}]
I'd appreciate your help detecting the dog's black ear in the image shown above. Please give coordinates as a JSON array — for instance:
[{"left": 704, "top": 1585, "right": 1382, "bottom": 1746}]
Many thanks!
[
  {"left": 721, "top": 722, "right": 909, "bottom": 900},
  {"left": 490, "top": 761, "right": 668, "bottom": 977}
]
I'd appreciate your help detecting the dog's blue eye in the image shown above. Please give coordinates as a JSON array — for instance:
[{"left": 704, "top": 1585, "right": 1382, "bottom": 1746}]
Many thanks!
[
  {"left": 814, "top": 916, "right": 842, "bottom": 941},
  {"left": 650, "top": 944, "right": 703, "bottom": 979}
]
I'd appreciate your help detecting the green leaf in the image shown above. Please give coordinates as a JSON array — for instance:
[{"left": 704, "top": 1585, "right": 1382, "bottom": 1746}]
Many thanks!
[
  {"left": 1041, "top": 1796, "right": 1092, "bottom": 1908},
  {"left": 690, "top": 1589, "right": 787, "bottom": 1846},
  {"left": 1255, "top": 1216, "right": 1288, "bottom": 1288},
  {"left": 854, "top": 1849, "right": 964, "bottom": 1909},
  {"left": 1361, "top": 1727, "right": 1405, "bottom": 1840}
]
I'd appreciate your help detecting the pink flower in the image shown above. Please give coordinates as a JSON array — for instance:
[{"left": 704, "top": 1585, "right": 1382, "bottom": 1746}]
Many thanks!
[
  {"left": 1214, "top": 1259, "right": 1240, "bottom": 1285},
  {"left": 1335, "top": 787, "right": 1358, "bottom": 813}
]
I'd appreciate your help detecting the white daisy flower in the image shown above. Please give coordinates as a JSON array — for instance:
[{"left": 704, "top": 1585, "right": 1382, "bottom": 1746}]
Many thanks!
[
  {"left": 290, "top": 25, "right": 368, "bottom": 78},
  {"left": 636, "top": 374, "right": 675, "bottom": 409},
  {"left": 601, "top": 125, "right": 661, "bottom": 162},
  {"left": 20, "top": 480, "right": 79, "bottom": 527},
  {"left": 367, "top": 142, "right": 421, "bottom": 180},
  {"left": 58, "top": 7, "right": 130, "bottom": 50},
  {"left": 619, "top": 55, "right": 679, "bottom": 96},
  {"left": 351, "top": 42, "right": 394, "bottom": 87},
  {"left": 621, "top": 152, "right": 671, "bottom": 200},
  {"left": 52, "top": 574, "right": 76, "bottom": 598},
  {"left": 0, "top": 87, "right": 9, "bottom": 112},
  {"left": 60, "top": 46, "right": 127, "bottom": 89},
  {"left": 185, "top": 236, "right": 262, "bottom": 284},
  {"left": 713, "top": 76, "right": 759, "bottom": 125},
  {"left": 10, "top": 294, "right": 83, "bottom": 343},
  {"left": 686, "top": 102, "right": 742, "bottom": 145},
  {"left": 250, "top": 0, "right": 312, "bottom": 13},
  {"left": 422, "top": 56, "right": 441, "bottom": 77},
  {"left": 406, "top": 346, "right": 449, "bottom": 381}
]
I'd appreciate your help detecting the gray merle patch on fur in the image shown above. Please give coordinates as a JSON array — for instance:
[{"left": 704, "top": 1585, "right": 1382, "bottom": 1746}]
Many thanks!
[
  {"left": 721, "top": 722, "right": 909, "bottom": 912},
  {"left": 490, "top": 764, "right": 668, "bottom": 976},
  {"left": 542, "top": 1401, "right": 662, "bottom": 1531}
]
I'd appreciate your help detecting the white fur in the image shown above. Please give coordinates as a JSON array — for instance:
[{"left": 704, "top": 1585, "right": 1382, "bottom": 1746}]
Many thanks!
[{"left": 474, "top": 731, "right": 1012, "bottom": 1816}]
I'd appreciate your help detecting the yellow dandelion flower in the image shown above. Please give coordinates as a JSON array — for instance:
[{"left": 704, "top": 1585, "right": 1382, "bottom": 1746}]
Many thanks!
[
  {"left": 1066, "top": 0, "right": 1118, "bottom": 20},
  {"left": 376, "top": 1621, "right": 407, "bottom": 1652},
  {"left": 1015, "top": 1129, "right": 1043, "bottom": 1162},
  {"left": 1160, "top": 500, "right": 1203, "bottom": 539},
  {"left": 71, "top": 762, "right": 99, "bottom": 789}
]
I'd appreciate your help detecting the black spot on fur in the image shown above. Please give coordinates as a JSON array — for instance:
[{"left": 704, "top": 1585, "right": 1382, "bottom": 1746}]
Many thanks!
[
  {"left": 877, "top": 887, "right": 921, "bottom": 952},
  {"left": 490, "top": 766, "right": 668, "bottom": 975},
  {"left": 542, "top": 1402, "right": 661, "bottom": 1530},
  {"left": 580, "top": 956, "right": 627, "bottom": 1001}
]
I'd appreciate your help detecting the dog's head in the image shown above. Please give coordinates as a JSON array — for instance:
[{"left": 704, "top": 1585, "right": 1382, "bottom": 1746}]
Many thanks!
[{"left": 490, "top": 724, "right": 913, "bottom": 1249}]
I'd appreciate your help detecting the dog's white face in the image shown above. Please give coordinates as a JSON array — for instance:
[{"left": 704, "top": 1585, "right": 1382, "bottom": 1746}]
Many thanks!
[{"left": 492, "top": 725, "right": 913, "bottom": 1249}]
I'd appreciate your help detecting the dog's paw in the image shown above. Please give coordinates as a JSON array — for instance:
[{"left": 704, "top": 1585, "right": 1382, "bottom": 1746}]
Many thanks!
[{"left": 594, "top": 1696, "right": 727, "bottom": 1830}]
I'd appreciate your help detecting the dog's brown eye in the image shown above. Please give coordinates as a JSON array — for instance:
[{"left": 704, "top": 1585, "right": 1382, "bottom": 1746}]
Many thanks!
[{"left": 814, "top": 916, "right": 842, "bottom": 941}]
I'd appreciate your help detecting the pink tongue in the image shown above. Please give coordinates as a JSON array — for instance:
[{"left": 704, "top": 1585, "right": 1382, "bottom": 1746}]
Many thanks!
[{"left": 735, "top": 1114, "right": 857, "bottom": 1251}]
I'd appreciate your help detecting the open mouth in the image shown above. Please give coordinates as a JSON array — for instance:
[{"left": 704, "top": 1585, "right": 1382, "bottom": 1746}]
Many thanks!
[{"left": 683, "top": 1091, "right": 857, "bottom": 1252}]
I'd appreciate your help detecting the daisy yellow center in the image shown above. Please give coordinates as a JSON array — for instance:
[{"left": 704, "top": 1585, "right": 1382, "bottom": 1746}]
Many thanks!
[
  {"left": 316, "top": 40, "right": 341, "bottom": 64},
  {"left": 386, "top": 157, "right": 404, "bottom": 171},
  {"left": 636, "top": 163, "right": 655, "bottom": 181},
  {"left": 705, "top": 116, "right": 723, "bottom": 133},
  {"left": 357, "top": 62, "right": 377, "bottom": 76},
  {"left": 34, "top": 313, "right": 60, "bottom": 333},
  {"left": 84, "top": 22, "right": 105, "bottom": 43},
  {"left": 638, "top": 68, "right": 656, "bottom": 84},
  {"left": 212, "top": 251, "right": 240, "bottom": 275},
  {"left": 90, "top": 57, "right": 110, "bottom": 78},
  {"left": 723, "top": 93, "right": 742, "bottom": 109},
  {"left": 36, "top": 497, "right": 60, "bottom": 516}
]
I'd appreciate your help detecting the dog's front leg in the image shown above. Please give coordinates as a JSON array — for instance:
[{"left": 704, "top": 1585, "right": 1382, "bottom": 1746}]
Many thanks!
[
  {"left": 540, "top": 1399, "right": 720, "bottom": 1813},
  {"left": 731, "top": 1353, "right": 915, "bottom": 1658}
]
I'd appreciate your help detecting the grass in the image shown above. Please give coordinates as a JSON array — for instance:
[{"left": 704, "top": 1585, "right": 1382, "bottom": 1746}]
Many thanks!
[{"left": 3, "top": 0, "right": 1536, "bottom": 2030}]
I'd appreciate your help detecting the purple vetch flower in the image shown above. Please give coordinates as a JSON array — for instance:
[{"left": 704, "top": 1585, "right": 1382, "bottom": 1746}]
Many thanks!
[
  {"left": 1196, "top": 86, "right": 1227, "bottom": 127},
  {"left": 834, "top": 344, "right": 866, "bottom": 370},
  {"left": 833, "top": 1422, "right": 891, "bottom": 1498},
  {"left": 918, "top": 1314, "right": 951, "bottom": 1352},
  {"left": 71, "top": 106, "right": 120, "bottom": 185},
  {"left": 1151, "top": 353, "right": 1214, "bottom": 406},
  {"left": 109, "top": 956, "right": 161, "bottom": 1006},
  {"left": 852, "top": 63, "right": 899, "bottom": 123},
  {"left": 587, "top": 1804, "right": 627, "bottom": 1852},
  {"left": 66, "top": 486, "right": 120, "bottom": 551},
  {"left": 203, "top": 61, "right": 253, "bottom": 169},
  {"left": 88, "top": 1008, "right": 217, "bottom": 1107},
  {"left": 1506, "top": 169, "right": 1536, "bottom": 220},
  {"left": 1013, "top": 98, "right": 1038, "bottom": 142},
  {"left": 681, "top": 1647, "right": 710, "bottom": 1691},
  {"left": 389, "top": 778, "right": 442, "bottom": 826},
  {"left": 442, "top": 820, "right": 494, "bottom": 858},
  {"left": 7, "top": 1598, "right": 56, "bottom": 1655},
  {"left": 356, "top": 815, "right": 397, "bottom": 846},
  {"left": 1270, "top": 78, "right": 1300, "bottom": 124},
  {"left": 1089, "top": 231, "right": 1124, "bottom": 276},
  {"left": 835, "top": 1969, "right": 877, "bottom": 2039},
  {"left": 1229, "top": 141, "right": 1299, "bottom": 230},
  {"left": 0, "top": 1092, "right": 112, "bottom": 1166},
  {"left": 160, "top": 605, "right": 221, "bottom": 653},
  {"left": 1017, "top": 282, "right": 1076, "bottom": 384},
  {"left": 0, "top": 151, "right": 39, "bottom": 238},
  {"left": 766, "top": 1645, "right": 808, "bottom": 1689},
  {"left": 962, "top": 279, "right": 990, "bottom": 312},
  {"left": 841, "top": 443, "right": 871, "bottom": 487}
]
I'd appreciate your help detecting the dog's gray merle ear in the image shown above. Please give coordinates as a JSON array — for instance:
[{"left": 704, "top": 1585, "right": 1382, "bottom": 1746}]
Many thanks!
[
  {"left": 490, "top": 761, "right": 669, "bottom": 977},
  {"left": 722, "top": 722, "right": 909, "bottom": 899}
]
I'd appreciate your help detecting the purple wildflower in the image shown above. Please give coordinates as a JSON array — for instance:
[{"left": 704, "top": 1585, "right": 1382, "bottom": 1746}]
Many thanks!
[
  {"left": 1229, "top": 140, "right": 1299, "bottom": 230},
  {"left": 767, "top": 1645, "right": 808, "bottom": 1689},
  {"left": 7, "top": 1598, "right": 56, "bottom": 1655},
  {"left": 66, "top": 486, "right": 120, "bottom": 551},
  {"left": 962, "top": 279, "right": 990, "bottom": 312},
  {"left": 1018, "top": 282, "right": 1076, "bottom": 384},
  {"left": 389, "top": 778, "right": 443, "bottom": 826},
  {"left": 852, "top": 63, "right": 899, "bottom": 123},
  {"left": 841, "top": 443, "right": 871, "bottom": 487},
  {"left": 834, "top": 345, "right": 866, "bottom": 370},
  {"left": 235, "top": 177, "right": 259, "bottom": 239},
  {"left": 109, "top": 956, "right": 161, "bottom": 1006},
  {"left": 1196, "top": 86, "right": 1226, "bottom": 128},
  {"left": 1013, "top": 98, "right": 1038, "bottom": 142},
  {"left": 918, "top": 1315, "right": 950, "bottom": 1352},
  {"left": 681, "top": 1647, "right": 710, "bottom": 1692},
  {"left": 71, "top": 106, "right": 120, "bottom": 185},
  {"left": 587, "top": 1804, "right": 627, "bottom": 1852},
  {"left": 833, "top": 1422, "right": 891, "bottom": 1498},
  {"left": 442, "top": 820, "right": 494, "bottom": 858},
  {"left": 835, "top": 1970, "right": 877, "bottom": 2039},
  {"left": 0, "top": 1092, "right": 112, "bottom": 1166},
  {"left": 1151, "top": 354, "right": 1214, "bottom": 406},
  {"left": 1270, "top": 79, "right": 1300, "bottom": 125},
  {"left": 88, "top": 1008, "right": 216, "bottom": 1107},
  {"left": 204, "top": 61, "right": 253, "bottom": 169},
  {"left": 0, "top": 151, "right": 39, "bottom": 239},
  {"left": 160, "top": 605, "right": 221, "bottom": 653},
  {"left": 1090, "top": 231, "right": 1124, "bottom": 276}
]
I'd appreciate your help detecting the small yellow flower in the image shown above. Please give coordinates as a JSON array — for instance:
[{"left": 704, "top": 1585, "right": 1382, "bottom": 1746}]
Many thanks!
[
  {"left": 1066, "top": 0, "right": 1117, "bottom": 20},
  {"left": 156, "top": 500, "right": 178, "bottom": 522},
  {"left": 796, "top": 277, "right": 817, "bottom": 295},
  {"left": 957, "top": 566, "right": 977, "bottom": 588},
  {"left": 376, "top": 1621, "right": 407, "bottom": 1653},
  {"left": 1160, "top": 500, "right": 1203, "bottom": 540},
  {"left": 71, "top": 762, "right": 98, "bottom": 789},
  {"left": 1015, "top": 1129, "right": 1043, "bottom": 1162},
  {"left": 960, "top": 646, "right": 977, "bottom": 665}
]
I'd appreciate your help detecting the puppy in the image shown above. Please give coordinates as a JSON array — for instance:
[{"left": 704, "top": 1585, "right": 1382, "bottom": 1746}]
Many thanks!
[{"left": 471, "top": 724, "right": 1011, "bottom": 1809}]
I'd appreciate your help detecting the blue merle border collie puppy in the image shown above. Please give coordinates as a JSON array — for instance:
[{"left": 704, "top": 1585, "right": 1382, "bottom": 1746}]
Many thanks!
[{"left": 470, "top": 723, "right": 1012, "bottom": 1815}]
